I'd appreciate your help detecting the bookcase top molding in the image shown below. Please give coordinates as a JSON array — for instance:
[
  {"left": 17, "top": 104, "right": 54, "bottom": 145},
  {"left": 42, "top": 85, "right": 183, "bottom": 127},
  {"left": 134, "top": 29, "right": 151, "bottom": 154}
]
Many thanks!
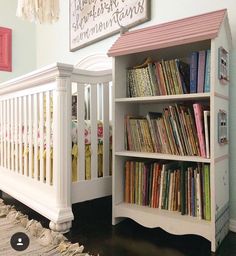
[{"left": 108, "top": 9, "right": 231, "bottom": 57}]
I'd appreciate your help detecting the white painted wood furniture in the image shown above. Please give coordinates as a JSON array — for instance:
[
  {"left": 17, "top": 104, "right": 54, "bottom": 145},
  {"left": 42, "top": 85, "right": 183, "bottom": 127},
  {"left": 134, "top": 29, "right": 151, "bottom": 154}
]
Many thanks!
[
  {"left": 108, "top": 9, "right": 231, "bottom": 252},
  {"left": 0, "top": 63, "right": 112, "bottom": 233}
]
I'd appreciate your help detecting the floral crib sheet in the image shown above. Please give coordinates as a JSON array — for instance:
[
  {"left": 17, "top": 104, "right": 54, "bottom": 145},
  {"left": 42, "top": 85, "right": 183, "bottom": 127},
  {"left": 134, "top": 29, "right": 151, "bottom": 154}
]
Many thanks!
[{"left": 2, "top": 120, "right": 112, "bottom": 146}]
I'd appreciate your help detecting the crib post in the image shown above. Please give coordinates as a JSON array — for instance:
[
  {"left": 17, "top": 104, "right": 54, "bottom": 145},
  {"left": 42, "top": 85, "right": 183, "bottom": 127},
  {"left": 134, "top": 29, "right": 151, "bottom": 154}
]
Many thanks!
[{"left": 50, "top": 73, "right": 74, "bottom": 233}]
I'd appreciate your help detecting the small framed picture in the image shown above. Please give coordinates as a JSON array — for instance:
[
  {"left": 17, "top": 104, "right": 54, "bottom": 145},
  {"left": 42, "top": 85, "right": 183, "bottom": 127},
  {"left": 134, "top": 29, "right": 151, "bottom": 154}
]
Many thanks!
[
  {"left": 218, "top": 110, "right": 228, "bottom": 145},
  {"left": 0, "top": 27, "right": 12, "bottom": 72},
  {"left": 218, "top": 47, "right": 229, "bottom": 84}
]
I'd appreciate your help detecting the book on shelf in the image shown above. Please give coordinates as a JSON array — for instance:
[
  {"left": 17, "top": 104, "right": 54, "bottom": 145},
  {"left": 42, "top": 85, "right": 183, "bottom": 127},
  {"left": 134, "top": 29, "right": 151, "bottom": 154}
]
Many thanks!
[
  {"left": 124, "top": 160, "right": 211, "bottom": 220},
  {"left": 197, "top": 51, "right": 206, "bottom": 93},
  {"left": 204, "top": 110, "right": 210, "bottom": 158},
  {"left": 190, "top": 51, "right": 198, "bottom": 93},
  {"left": 204, "top": 50, "right": 211, "bottom": 92},
  {"left": 177, "top": 59, "right": 190, "bottom": 94},
  {"left": 193, "top": 103, "right": 207, "bottom": 158}
]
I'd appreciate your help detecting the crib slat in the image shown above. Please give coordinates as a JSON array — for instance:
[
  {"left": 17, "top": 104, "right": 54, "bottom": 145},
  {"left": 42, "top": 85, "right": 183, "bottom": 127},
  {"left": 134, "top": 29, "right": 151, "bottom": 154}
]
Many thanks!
[
  {"left": 28, "top": 95, "right": 33, "bottom": 178},
  {"left": 23, "top": 96, "right": 28, "bottom": 176},
  {"left": 1, "top": 101, "right": 3, "bottom": 167},
  {"left": 39, "top": 92, "right": 44, "bottom": 183},
  {"left": 34, "top": 94, "right": 38, "bottom": 180},
  {"left": 46, "top": 91, "right": 51, "bottom": 185},
  {"left": 102, "top": 82, "right": 110, "bottom": 177},
  {"left": 7, "top": 100, "right": 10, "bottom": 170},
  {"left": 0, "top": 101, "right": 3, "bottom": 167},
  {"left": 10, "top": 99, "right": 14, "bottom": 170},
  {"left": 77, "top": 84, "right": 85, "bottom": 181},
  {"left": 3, "top": 100, "right": 6, "bottom": 168},
  {"left": 19, "top": 97, "right": 23, "bottom": 175},
  {"left": 90, "top": 84, "right": 98, "bottom": 180},
  {"left": 14, "top": 98, "right": 18, "bottom": 172}
]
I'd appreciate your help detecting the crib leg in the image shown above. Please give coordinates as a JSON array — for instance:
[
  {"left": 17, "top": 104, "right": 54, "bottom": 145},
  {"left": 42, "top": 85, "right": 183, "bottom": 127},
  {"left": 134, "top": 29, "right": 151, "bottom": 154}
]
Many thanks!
[{"left": 49, "top": 220, "right": 72, "bottom": 234}]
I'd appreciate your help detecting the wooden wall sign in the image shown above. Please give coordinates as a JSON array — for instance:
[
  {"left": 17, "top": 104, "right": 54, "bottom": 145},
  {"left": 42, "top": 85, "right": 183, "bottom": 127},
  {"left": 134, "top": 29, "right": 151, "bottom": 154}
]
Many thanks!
[
  {"left": 0, "top": 27, "right": 12, "bottom": 72},
  {"left": 69, "top": 0, "right": 150, "bottom": 51}
]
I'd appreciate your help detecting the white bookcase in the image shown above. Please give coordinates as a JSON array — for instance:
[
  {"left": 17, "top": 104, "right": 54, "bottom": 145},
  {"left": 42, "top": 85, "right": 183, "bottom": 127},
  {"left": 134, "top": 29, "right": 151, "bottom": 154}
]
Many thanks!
[{"left": 108, "top": 9, "right": 231, "bottom": 252}]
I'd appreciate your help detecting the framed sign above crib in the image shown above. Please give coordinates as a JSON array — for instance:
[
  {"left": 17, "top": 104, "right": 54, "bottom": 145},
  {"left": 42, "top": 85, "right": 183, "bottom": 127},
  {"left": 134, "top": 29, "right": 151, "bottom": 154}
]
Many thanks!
[
  {"left": 69, "top": 0, "right": 150, "bottom": 51},
  {"left": 0, "top": 27, "right": 12, "bottom": 72}
]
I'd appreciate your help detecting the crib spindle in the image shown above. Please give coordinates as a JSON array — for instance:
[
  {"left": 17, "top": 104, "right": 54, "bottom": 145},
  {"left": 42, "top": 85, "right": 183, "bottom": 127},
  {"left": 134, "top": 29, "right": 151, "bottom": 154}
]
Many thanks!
[
  {"left": 34, "top": 94, "right": 38, "bottom": 180},
  {"left": 77, "top": 84, "right": 85, "bottom": 181},
  {"left": 28, "top": 95, "right": 33, "bottom": 178},
  {"left": 0, "top": 101, "right": 2, "bottom": 166},
  {"left": 39, "top": 92, "right": 44, "bottom": 183},
  {"left": 23, "top": 96, "right": 28, "bottom": 176},
  {"left": 7, "top": 100, "right": 10, "bottom": 170},
  {"left": 0, "top": 101, "right": 3, "bottom": 166},
  {"left": 14, "top": 98, "right": 18, "bottom": 172},
  {"left": 46, "top": 91, "right": 51, "bottom": 185},
  {"left": 102, "top": 82, "right": 110, "bottom": 177},
  {"left": 10, "top": 98, "right": 14, "bottom": 171},
  {"left": 3, "top": 100, "right": 6, "bottom": 168},
  {"left": 19, "top": 97, "right": 23, "bottom": 174},
  {"left": 90, "top": 84, "right": 98, "bottom": 180}
]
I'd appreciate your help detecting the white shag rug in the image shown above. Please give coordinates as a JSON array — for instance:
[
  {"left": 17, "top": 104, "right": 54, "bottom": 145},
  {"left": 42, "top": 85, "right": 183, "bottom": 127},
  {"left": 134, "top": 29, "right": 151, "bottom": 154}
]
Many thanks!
[{"left": 0, "top": 198, "right": 89, "bottom": 255}]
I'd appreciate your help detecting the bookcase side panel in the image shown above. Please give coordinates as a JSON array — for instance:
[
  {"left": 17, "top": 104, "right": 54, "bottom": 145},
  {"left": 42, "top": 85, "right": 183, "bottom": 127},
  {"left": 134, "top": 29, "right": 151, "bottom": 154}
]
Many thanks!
[{"left": 214, "top": 158, "right": 229, "bottom": 250}]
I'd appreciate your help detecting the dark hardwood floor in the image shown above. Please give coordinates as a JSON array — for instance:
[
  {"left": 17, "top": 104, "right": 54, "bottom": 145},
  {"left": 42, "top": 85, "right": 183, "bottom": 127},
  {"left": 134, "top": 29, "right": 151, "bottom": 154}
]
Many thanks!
[{"left": 1, "top": 192, "right": 236, "bottom": 256}]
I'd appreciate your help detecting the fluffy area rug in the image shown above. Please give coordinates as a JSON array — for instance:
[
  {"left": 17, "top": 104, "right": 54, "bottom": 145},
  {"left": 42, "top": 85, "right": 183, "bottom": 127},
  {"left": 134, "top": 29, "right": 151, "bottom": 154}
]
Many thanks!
[{"left": 0, "top": 198, "right": 89, "bottom": 255}]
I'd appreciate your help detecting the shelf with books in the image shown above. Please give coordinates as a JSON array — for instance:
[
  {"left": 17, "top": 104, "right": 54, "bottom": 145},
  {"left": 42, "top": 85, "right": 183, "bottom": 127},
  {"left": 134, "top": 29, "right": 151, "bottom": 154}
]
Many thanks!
[
  {"left": 123, "top": 103, "right": 211, "bottom": 159},
  {"left": 125, "top": 49, "right": 211, "bottom": 97},
  {"left": 108, "top": 9, "right": 231, "bottom": 252}
]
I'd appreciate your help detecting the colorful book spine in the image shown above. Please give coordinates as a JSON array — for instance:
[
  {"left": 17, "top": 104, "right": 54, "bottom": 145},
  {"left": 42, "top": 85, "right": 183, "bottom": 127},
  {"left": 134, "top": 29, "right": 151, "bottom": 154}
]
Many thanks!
[
  {"left": 197, "top": 51, "right": 206, "bottom": 93},
  {"left": 204, "top": 164, "right": 211, "bottom": 221},
  {"left": 204, "top": 50, "right": 211, "bottom": 92},
  {"left": 193, "top": 103, "right": 206, "bottom": 157},
  {"left": 190, "top": 52, "right": 198, "bottom": 93},
  {"left": 204, "top": 110, "right": 210, "bottom": 158},
  {"left": 125, "top": 161, "right": 130, "bottom": 203}
]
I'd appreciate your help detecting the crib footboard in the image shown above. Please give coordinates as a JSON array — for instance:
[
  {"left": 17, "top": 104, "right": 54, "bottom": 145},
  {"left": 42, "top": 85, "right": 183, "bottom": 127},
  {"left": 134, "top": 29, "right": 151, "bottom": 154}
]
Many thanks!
[{"left": 0, "top": 63, "right": 74, "bottom": 233}]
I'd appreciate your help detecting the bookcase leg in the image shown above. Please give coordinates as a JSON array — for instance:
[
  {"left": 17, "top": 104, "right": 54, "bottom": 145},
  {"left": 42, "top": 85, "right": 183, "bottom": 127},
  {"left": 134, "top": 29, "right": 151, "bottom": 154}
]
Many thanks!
[
  {"left": 112, "top": 216, "right": 125, "bottom": 225},
  {"left": 211, "top": 239, "right": 216, "bottom": 253}
]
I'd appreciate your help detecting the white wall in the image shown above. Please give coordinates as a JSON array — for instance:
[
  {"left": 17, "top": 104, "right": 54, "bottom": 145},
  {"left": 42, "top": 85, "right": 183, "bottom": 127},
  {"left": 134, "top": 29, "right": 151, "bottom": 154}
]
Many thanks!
[{"left": 0, "top": 0, "right": 36, "bottom": 82}]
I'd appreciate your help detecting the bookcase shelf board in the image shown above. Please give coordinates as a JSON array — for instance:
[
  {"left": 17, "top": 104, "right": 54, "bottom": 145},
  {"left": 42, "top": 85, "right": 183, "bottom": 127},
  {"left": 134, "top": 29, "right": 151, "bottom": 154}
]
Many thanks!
[
  {"left": 115, "top": 151, "right": 211, "bottom": 163},
  {"left": 115, "top": 93, "right": 211, "bottom": 103},
  {"left": 109, "top": 9, "right": 231, "bottom": 253}
]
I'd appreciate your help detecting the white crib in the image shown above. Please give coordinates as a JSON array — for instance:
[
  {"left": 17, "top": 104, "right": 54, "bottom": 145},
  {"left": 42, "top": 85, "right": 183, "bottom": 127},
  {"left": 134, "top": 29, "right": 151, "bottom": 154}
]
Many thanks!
[{"left": 0, "top": 63, "right": 112, "bottom": 233}]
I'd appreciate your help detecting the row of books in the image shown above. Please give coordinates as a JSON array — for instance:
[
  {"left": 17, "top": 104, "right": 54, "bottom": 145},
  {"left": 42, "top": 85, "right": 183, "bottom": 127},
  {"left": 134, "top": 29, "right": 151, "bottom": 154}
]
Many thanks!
[
  {"left": 126, "top": 50, "right": 210, "bottom": 97},
  {"left": 124, "top": 160, "right": 211, "bottom": 220},
  {"left": 124, "top": 103, "right": 210, "bottom": 158}
]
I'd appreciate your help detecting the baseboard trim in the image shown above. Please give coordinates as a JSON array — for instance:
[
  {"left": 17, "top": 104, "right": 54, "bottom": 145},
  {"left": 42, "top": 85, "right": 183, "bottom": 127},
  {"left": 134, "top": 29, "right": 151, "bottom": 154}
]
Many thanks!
[{"left": 229, "top": 219, "right": 236, "bottom": 232}]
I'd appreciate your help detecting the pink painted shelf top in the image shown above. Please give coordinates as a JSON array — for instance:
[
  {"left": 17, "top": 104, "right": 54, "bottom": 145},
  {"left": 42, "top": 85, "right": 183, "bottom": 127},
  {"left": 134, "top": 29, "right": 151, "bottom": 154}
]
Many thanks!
[{"left": 108, "top": 9, "right": 227, "bottom": 57}]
